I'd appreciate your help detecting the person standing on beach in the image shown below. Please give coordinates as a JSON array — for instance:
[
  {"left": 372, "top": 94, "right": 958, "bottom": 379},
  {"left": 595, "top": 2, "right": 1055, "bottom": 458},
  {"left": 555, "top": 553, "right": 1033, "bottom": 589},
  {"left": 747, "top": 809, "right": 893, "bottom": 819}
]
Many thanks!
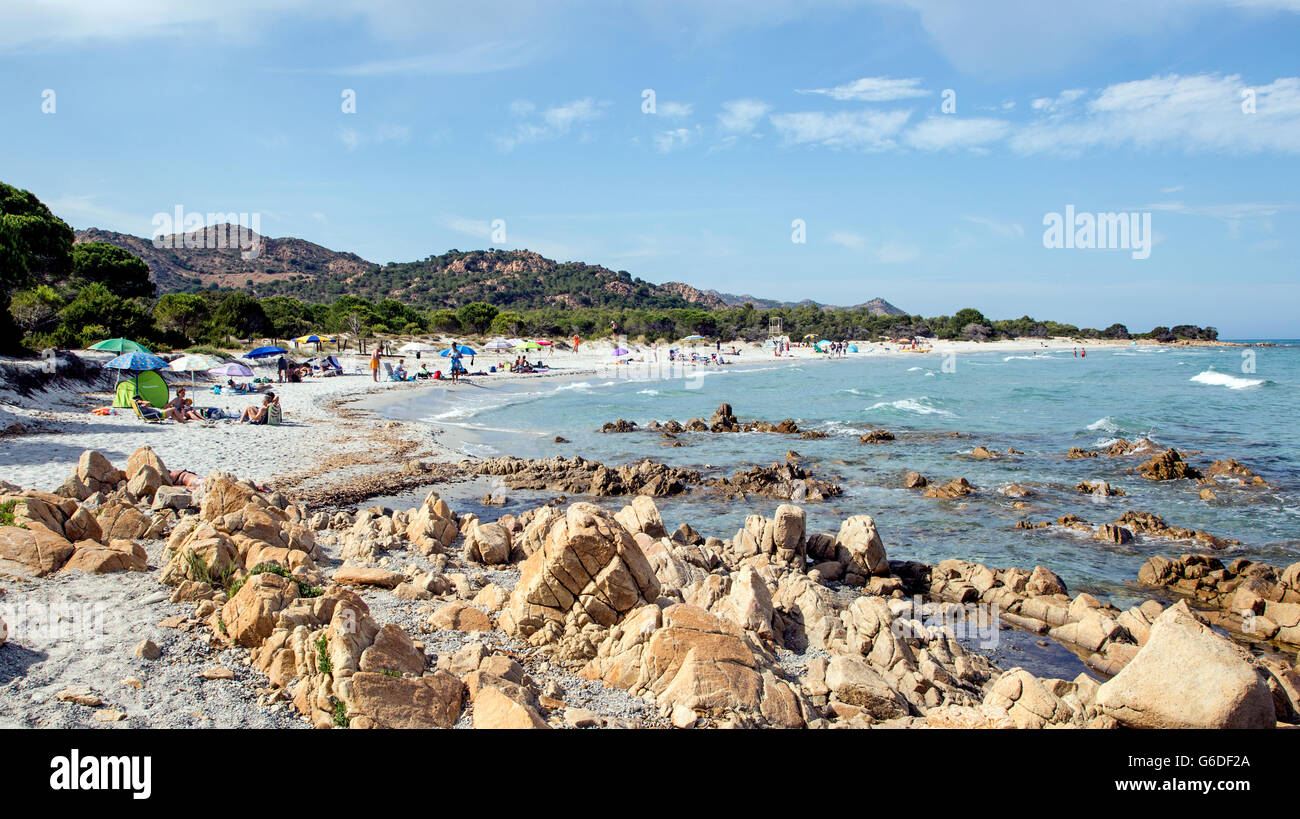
[
  {"left": 276, "top": 354, "right": 287, "bottom": 383},
  {"left": 370, "top": 348, "right": 380, "bottom": 382},
  {"left": 573, "top": 335, "right": 580, "bottom": 354},
  {"left": 449, "top": 343, "right": 462, "bottom": 382}
]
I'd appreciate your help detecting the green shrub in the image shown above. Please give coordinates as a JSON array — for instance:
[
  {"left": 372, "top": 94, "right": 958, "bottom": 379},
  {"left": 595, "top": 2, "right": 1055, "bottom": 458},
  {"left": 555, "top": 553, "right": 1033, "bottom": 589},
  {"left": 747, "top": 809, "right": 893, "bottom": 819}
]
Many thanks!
[{"left": 316, "top": 635, "right": 332, "bottom": 676}]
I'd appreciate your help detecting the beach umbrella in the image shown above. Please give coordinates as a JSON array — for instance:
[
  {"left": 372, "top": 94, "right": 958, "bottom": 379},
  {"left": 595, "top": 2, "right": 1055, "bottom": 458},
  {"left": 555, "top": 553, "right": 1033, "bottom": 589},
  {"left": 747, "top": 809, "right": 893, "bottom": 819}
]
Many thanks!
[
  {"left": 484, "top": 340, "right": 514, "bottom": 351},
  {"left": 680, "top": 335, "right": 705, "bottom": 342},
  {"left": 612, "top": 347, "right": 630, "bottom": 357},
  {"left": 518, "top": 341, "right": 543, "bottom": 351},
  {"left": 104, "top": 351, "right": 168, "bottom": 371},
  {"left": 532, "top": 339, "right": 552, "bottom": 346},
  {"left": 103, "top": 351, "right": 169, "bottom": 391},
  {"left": 246, "top": 346, "right": 287, "bottom": 359},
  {"left": 89, "top": 338, "right": 152, "bottom": 354},
  {"left": 209, "top": 362, "right": 253, "bottom": 378},
  {"left": 399, "top": 341, "right": 438, "bottom": 353},
  {"left": 294, "top": 334, "right": 334, "bottom": 344},
  {"left": 439, "top": 344, "right": 476, "bottom": 357},
  {"left": 169, "top": 353, "right": 224, "bottom": 385}
]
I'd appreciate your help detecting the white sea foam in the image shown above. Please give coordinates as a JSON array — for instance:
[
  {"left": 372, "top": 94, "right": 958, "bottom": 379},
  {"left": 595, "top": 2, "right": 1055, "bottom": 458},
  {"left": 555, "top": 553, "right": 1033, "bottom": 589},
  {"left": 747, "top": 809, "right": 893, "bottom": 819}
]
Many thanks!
[
  {"left": 906, "top": 367, "right": 922, "bottom": 372},
  {"left": 1190, "top": 370, "right": 1266, "bottom": 390},
  {"left": 637, "top": 389, "right": 660, "bottom": 396},
  {"left": 1087, "top": 417, "right": 1120, "bottom": 433},
  {"left": 865, "top": 398, "right": 954, "bottom": 416}
]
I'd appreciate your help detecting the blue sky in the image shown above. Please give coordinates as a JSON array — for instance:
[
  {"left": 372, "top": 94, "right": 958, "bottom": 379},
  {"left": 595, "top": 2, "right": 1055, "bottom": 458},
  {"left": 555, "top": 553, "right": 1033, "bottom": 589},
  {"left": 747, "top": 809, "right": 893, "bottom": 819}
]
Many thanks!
[{"left": 2, "top": 0, "right": 1298, "bottom": 336}]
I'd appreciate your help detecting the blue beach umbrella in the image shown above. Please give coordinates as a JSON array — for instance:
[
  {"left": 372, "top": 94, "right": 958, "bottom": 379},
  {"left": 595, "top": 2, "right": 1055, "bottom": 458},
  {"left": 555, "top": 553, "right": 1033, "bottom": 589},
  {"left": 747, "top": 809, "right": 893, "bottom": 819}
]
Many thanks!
[
  {"left": 103, "top": 351, "right": 168, "bottom": 371},
  {"left": 103, "top": 351, "right": 169, "bottom": 392},
  {"left": 440, "top": 344, "right": 476, "bottom": 357},
  {"left": 246, "top": 346, "right": 287, "bottom": 359}
]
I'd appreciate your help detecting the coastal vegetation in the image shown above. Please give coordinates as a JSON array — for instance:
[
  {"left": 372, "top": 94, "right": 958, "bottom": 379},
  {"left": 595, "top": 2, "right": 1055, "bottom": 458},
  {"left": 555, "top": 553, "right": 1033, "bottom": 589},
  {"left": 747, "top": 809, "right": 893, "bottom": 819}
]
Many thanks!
[{"left": 2, "top": 182, "right": 1218, "bottom": 354}]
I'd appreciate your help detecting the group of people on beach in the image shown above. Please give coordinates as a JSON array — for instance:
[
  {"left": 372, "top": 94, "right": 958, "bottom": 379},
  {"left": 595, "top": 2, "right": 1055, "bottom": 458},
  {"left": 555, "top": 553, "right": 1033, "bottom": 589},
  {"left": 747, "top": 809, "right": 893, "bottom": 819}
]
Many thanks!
[{"left": 132, "top": 385, "right": 280, "bottom": 425}]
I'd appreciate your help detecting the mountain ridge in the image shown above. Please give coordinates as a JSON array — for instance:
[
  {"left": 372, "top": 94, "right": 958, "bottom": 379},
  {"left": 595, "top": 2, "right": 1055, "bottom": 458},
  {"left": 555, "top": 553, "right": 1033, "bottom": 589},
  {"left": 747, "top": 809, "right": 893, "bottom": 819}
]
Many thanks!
[{"left": 74, "top": 226, "right": 904, "bottom": 315}]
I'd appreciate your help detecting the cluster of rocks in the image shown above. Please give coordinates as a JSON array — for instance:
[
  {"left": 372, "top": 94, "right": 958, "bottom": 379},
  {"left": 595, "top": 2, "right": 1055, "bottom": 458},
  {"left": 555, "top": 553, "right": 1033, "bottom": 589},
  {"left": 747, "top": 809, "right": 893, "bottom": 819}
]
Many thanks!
[
  {"left": 471, "top": 455, "right": 699, "bottom": 497},
  {"left": 1066, "top": 437, "right": 1163, "bottom": 460},
  {"left": 1134, "top": 449, "right": 1268, "bottom": 489},
  {"left": 1016, "top": 509, "right": 1239, "bottom": 550},
  {"left": 638, "top": 403, "right": 805, "bottom": 436},
  {"left": 1137, "top": 448, "right": 1202, "bottom": 480},
  {"left": 5, "top": 447, "right": 1295, "bottom": 730},
  {"left": 0, "top": 447, "right": 187, "bottom": 577},
  {"left": 859, "top": 429, "right": 894, "bottom": 444},
  {"left": 469, "top": 454, "right": 841, "bottom": 502},
  {"left": 1138, "top": 554, "right": 1300, "bottom": 648},
  {"left": 701, "top": 459, "right": 842, "bottom": 502},
  {"left": 921, "top": 477, "right": 975, "bottom": 499},
  {"left": 1076, "top": 479, "right": 1124, "bottom": 496}
]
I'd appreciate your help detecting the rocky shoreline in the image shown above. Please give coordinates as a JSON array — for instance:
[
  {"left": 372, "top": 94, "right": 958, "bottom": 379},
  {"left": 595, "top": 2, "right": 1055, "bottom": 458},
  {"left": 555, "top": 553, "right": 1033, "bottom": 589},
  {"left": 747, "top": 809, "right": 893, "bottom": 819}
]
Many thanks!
[{"left": 2, "top": 445, "right": 1296, "bottom": 729}]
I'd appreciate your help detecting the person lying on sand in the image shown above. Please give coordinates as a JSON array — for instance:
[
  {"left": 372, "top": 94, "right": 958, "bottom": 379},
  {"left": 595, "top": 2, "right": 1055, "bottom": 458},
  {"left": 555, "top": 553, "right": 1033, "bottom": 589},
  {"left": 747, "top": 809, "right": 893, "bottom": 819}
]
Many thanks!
[
  {"left": 238, "top": 391, "right": 279, "bottom": 424},
  {"left": 226, "top": 378, "right": 271, "bottom": 394},
  {"left": 169, "top": 469, "right": 205, "bottom": 489}
]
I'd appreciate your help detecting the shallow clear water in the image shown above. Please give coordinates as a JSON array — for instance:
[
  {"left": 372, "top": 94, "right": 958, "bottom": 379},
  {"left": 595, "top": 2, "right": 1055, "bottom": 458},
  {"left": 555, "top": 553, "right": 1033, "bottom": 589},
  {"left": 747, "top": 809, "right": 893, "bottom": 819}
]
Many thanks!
[{"left": 380, "top": 343, "right": 1300, "bottom": 608}]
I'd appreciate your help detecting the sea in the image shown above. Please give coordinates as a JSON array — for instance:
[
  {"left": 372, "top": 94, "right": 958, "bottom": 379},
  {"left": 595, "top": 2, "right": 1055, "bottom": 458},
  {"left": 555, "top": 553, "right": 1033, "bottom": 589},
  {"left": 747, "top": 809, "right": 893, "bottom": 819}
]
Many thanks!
[{"left": 376, "top": 341, "right": 1300, "bottom": 620}]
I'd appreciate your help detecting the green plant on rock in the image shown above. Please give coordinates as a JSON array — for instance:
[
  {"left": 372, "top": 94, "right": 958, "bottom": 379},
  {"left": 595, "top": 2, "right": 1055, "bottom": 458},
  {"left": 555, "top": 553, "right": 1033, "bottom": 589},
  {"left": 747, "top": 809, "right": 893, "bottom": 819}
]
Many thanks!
[
  {"left": 331, "top": 698, "right": 349, "bottom": 728},
  {"left": 316, "top": 634, "right": 332, "bottom": 676},
  {"left": 0, "top": 499, "right": 27, "bottom": 528}
]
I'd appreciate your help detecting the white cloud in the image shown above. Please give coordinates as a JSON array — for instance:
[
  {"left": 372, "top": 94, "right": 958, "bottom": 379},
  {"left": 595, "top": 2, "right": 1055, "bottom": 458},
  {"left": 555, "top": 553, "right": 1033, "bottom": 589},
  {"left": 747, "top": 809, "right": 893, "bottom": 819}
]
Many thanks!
[
  {"left": 657, "top": 101, "right": 694, "bottom": 118},
  {"left": 1011, "top": 74, "right": 1300, "bottom": 155},
  {"left": 1030, "top": 88, "right": 1086, "bottom": 114},
  {"left": 338, "top": 124, "right": 411, "bottom": 151},
  {"left": 828, "top": 229, "right": 919, "bottom": 262},
  {"left": 903, "top": 116, "right": 1010, "bottom": 151},
  {"left": 497, "top": 97, "right": 604, "bottom": 150},
  {"left": 770, "top": 109, "right": 911, "bottom": 150},
  {"left": 653, "top": 127, "right": 696, "bottom": 153},
  {"left": 316, "top": 41, "right": 539, "bottom": 75},
  {"left": 797, "top": 76, "right": 929, "bottom": 102},
  {"left": 962, "top": 215, "right": 1025, "bottom": 239},
  {"left": 1142, "top": 201, "right": 1294, "bottom": 220},
  {"left": 717, "top": 99, "right": 771, "bottom": 133}
]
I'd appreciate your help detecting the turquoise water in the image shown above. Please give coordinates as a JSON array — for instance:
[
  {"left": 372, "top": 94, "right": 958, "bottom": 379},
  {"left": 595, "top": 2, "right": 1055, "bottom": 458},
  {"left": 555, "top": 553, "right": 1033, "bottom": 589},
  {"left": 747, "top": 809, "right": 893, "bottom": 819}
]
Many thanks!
[{"left": 383, "top": 343, "right": 1300, "bottom": 607}]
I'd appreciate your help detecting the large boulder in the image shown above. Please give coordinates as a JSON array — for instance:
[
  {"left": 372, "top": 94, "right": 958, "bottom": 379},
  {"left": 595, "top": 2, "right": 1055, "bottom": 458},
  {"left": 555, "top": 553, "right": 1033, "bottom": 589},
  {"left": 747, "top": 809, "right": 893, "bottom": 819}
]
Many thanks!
[
  {"left": 982, "top": 668, "right": 1075, "bottom": 728},
  {"left": 825, "top": 654, "right": 909, "bottom": 720},
  {"left": 0, "top": 524, "right": 76, "bottom": 576},
  {"left": 404, "top": 491, "right": 459, "bottom": 555},
  {"left": 61, "top": 539, "right": 148, "bottom": 574},
  {"left": 500, "top": 503, "right": 660, "bottom": 644},
  {"left": 463, "top": 520, "right": 512, "bottom": 565},
  {"left": 219, "top": 572, "right": 300, "bottom": 648},
  {"left": 613, "top": 495, "right": 667, "bottom": 539},
  {"left": 835, "top": 515, "right": 889, "bottom": 578},
  {"left": 582, "top": 604, "right": 805, "bottom": 727},
  {"left": 1096, "top": 601, "right": 1275, "bottom": 728},
  {"left": 126, "top": 446, "right": 170, "bottom": 485},
  {"left": 347, "top": 671, "right": 464, "bottom": 729},
  {"left": 76, "top": 450, "right": 125, "bottom": 494}
]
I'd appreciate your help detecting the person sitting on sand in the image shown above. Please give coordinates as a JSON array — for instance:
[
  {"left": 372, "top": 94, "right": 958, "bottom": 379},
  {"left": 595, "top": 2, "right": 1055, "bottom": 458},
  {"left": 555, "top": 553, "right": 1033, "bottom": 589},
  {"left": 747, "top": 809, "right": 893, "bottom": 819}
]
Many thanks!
[
  {"left": 239, "top": 391, "right": 279, "bottom": 424},
  {"left": 165, "top": 387, "right": 206, "bottom": 421},
  {"left": 133, "top": 395, "right": 188, "bottom": 422}
]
